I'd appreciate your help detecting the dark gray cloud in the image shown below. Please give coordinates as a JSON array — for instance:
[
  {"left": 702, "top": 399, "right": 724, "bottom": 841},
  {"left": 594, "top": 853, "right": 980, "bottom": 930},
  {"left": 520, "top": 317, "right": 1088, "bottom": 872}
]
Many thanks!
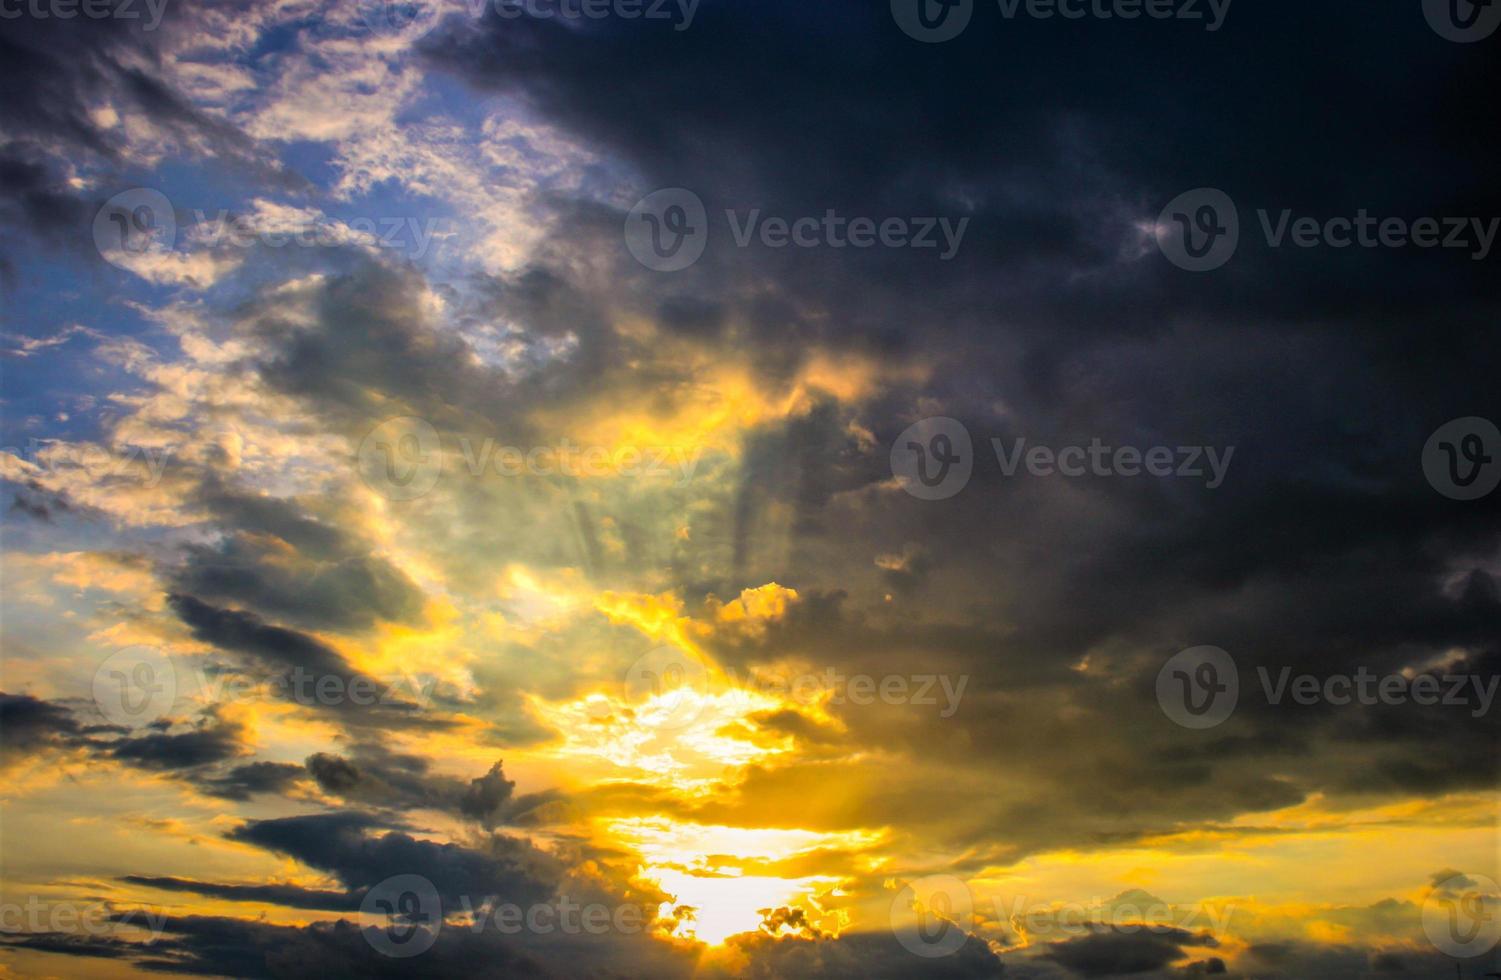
[
  {"left": 119, "top": 875, "right": 359, "bottom": 912},
  {"left": 1039, "top": 925, "right": 1217, "bottom": 977},
  {"left": 104, "top": 708, "right": 247, "bottom": 770},
  {"left": 304, "top": 748, "right": 562, "bottom": 828},
  {"left": 713, "top": 930, "right": 1004, "bottom": 979},
  {"left": 164, "top": 478, "right": 426, "bottom": 632},
  {"left": 0, "top": 0, "right": 301, "bottom": 276},
  {"left": 196, "top": 761, "right": 309, "bottom": 801},
  {"left": 0, "top": 910, "right": 690, "bottom": 978},
  {"left": 172, "top": 535, "right": 425, "bottom": 633},
  {"left": 226, "top": 811, "right": 556, "bottom": 907},
  {"left": 167, "top": 593, "right": 353, "bottom": 677},
  {"left": 0, "top": 691, "right": 101, "bottom": 768},
  {"left": 164, "top": 593, "right": 446, "bottom": 731}
]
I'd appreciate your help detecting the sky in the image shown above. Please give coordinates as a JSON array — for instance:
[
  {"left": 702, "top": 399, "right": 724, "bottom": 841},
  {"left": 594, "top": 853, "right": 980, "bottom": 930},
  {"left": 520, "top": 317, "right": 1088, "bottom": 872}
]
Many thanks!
[{"left": 1, "top": 0, "right": 1499, "bottom": 977}]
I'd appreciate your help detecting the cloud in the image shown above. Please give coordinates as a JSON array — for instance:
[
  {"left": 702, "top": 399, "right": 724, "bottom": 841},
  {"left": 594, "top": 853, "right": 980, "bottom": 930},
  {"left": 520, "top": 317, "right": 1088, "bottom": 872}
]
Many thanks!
[
  {"left": 226, "top": 811, "right": 556, "bottom": 906},
  {"left": 1039, "top": 925, "right": 1218, "bottom": 977},
  {"left": 195, "top": 760, "right": 308, "bottom": 801},
  {"left": 304, "top": 749, "right": 561, "bottom": 828},
  {"left": 119, "top": 875, "right": 360, "bottom": 911},
  {"left": 104, "top": 707, "right": 249, "bottom": 770},
  {"left": 0, "top": 691, "right": 94, "bottom": 768},
  {"left": 713, "top": 930, "right": 1004, "bottom": 979},
  {"left": 2, "top": 1, "right": 1498, "bottom": 978}
]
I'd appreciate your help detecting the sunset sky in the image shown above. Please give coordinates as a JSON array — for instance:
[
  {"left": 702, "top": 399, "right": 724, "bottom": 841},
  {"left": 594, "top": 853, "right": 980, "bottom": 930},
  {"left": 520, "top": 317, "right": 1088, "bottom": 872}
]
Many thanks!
[{"left": 1, "top": 0, "right": 1499, "bottom": 977}]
